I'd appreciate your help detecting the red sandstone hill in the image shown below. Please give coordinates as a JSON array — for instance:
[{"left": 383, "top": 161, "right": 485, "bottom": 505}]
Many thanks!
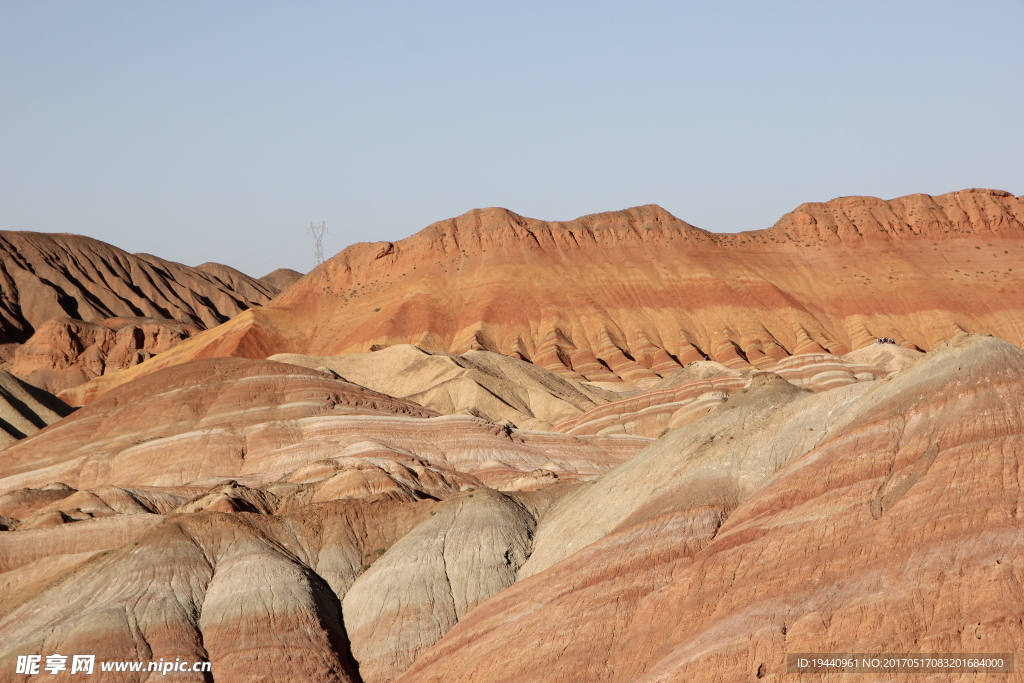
[
  {"left": 61, "top": 188, "right": 1024, "bottom": 405},
  {"left": 0, "top": 231, "right": 285, "bottom": 393}
]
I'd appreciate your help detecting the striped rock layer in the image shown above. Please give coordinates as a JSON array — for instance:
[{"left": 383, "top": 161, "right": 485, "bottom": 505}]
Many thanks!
[
  {"left": 555, "top": 352, "right": 890, "bottom": 438},
  {"left": 60, "top": 188, "right": 1024, "bottom": 405},
  {"left": 1, "top": 334, "right": 1019, "bottom": 682},
  {"left": 0, "top": 358, "right": 646, "bottom": 496}
]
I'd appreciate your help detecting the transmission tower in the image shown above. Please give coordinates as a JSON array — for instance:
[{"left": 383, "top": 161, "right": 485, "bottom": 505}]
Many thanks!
[{"left": 308, "top": 222, "right": 327, "bottom": 267}]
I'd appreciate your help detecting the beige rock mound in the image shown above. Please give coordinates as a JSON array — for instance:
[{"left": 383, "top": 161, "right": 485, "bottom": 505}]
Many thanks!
[
  {"left": 0, "top": 371, "right": 72, "bottom": 449},
  {"left": 173, "top": 480, "right": 280, "bottom": 514},
  {"left": 555, "top": 353, "right": 885, "bottom": 438},
  {"left": 522, "top": 371, "right": 859, "bottom": 578},
  {"left": 271, "top": 344, "right": 617, "bottom": 429},
  {"left": 398, "top": 334, "right": 1024, "bottom": 682},
  {"left": 17, "top": 484, "right": 193, "bottom": 527},
  {"left": 643, "top": 360, "right": 742, "bottom": 390},
  {"left": 769, "top": 351, "right": 885, "bottom": 390},
  {"left": 554, "top": 374, "right": 749, "bottom": 437},
  {"left": 276, "top": 447, "right": 484, "bottom": 509}
]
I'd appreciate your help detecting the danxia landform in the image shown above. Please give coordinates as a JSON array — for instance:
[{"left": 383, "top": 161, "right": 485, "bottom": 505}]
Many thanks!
[{"left": 61, "top": 188, "right": 1024, "bottom": 405}]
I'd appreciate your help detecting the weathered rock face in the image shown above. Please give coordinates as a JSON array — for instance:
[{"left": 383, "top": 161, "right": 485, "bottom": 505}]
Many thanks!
[
  {"left": 843, "top": 341, "right": 924, "bottom": 373},
  {"left": 271, "top": 344, "right": 617, "bottom": 430},
  {"left": 4, "top": 189, "right": 1024, "bottom": 683},
  {"left": 59, "top": 189, "right": 1024, "bottom": 406},
  {"left": 554, "top": 373, "right": 748, "bottom": 438},
  {"left": 397, "top": 334, "right": 1024, "bottom": 682},
  {"left": 8, "top": 316, "right": 203, "bottom": 394},
  {"left": 0, "top": 231, "right": 279, "bottom": 396},
  {"left": 0, "top": 369, "right": 72, "bottom": 449},
  {"left": 2, "top": 333, "right": 1023, "bottom": 682},
  {"left": 0, "top": 349, "right": 643, "bottom": 682}
]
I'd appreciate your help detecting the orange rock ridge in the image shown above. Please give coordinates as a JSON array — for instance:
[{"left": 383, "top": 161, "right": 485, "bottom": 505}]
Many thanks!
[{"left": 61, "top": 189, "right": 1024, "bottom": 405}]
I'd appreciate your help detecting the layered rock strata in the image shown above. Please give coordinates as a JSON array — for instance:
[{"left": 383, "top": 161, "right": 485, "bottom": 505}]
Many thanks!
[
  {"left": 62, "top": 189, "right": 1024, "bottom": 405},
  {"left": 553, "top": 352, "right": 887, "bottom": 437}
]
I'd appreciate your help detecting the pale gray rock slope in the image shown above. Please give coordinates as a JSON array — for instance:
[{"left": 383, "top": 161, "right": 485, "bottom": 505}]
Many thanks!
[
  {"left": 342, "top": 489, "right": 536, "bottom": 683},
  {"left": 394, "top": 333, "right": 1024, "bottom": 683},
  {"left": 643, "top": 360, "right": 743, "bottom": 391},
  {"left": 519, "top": 371, "right": 875, "bottom": 578}
]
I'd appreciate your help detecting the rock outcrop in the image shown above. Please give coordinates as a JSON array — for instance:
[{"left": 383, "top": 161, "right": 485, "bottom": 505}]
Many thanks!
[
  {"left": 2, "top": 333, "right": 1023, "bottom": 681},
  {"left": 342, "top": 489, "right": 536, "bottom": 683},
  {"left": 0, "top": 357, "right": 646, "bottom": 494},
  {"left": 843, "top": 341, "right": 924, "bottom": 373},
  {"left": 0, "top": 500, "right": 430, "bottom": 683},
  {"left": 8, "top": 316, "right": 203, "bottom": 394},
  {"left": 62, "top": 189, "right": 1024, "bottom": 405},
  {"left": 4, "top": 189, "right": 1024, "bottom": 682},
  {"left": 0, "top": 232, "right": 275, "bottom": 344},
  {"left": 0, "top": 351, "right": 644, "bottom": 681}
]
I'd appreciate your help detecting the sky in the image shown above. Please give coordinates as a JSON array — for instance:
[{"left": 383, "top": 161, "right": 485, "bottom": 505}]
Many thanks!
[{"left": 1, "top": 1, "right": 1022, "bottom": 277}]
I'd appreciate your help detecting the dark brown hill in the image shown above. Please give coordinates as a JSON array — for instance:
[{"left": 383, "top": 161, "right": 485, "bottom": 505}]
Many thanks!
[{"left": 0, "top": 231, "right": 278, "bottom": 392}]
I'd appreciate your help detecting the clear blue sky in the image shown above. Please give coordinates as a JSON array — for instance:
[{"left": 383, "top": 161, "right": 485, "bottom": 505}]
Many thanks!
[{"left": 2, "top": 1, "right": 1021, "bottom": 277}]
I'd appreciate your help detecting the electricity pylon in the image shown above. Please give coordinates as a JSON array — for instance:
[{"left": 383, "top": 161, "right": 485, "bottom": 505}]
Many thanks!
[{"left": 309, "top": 222, "right": 327, "bottom": 267}]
